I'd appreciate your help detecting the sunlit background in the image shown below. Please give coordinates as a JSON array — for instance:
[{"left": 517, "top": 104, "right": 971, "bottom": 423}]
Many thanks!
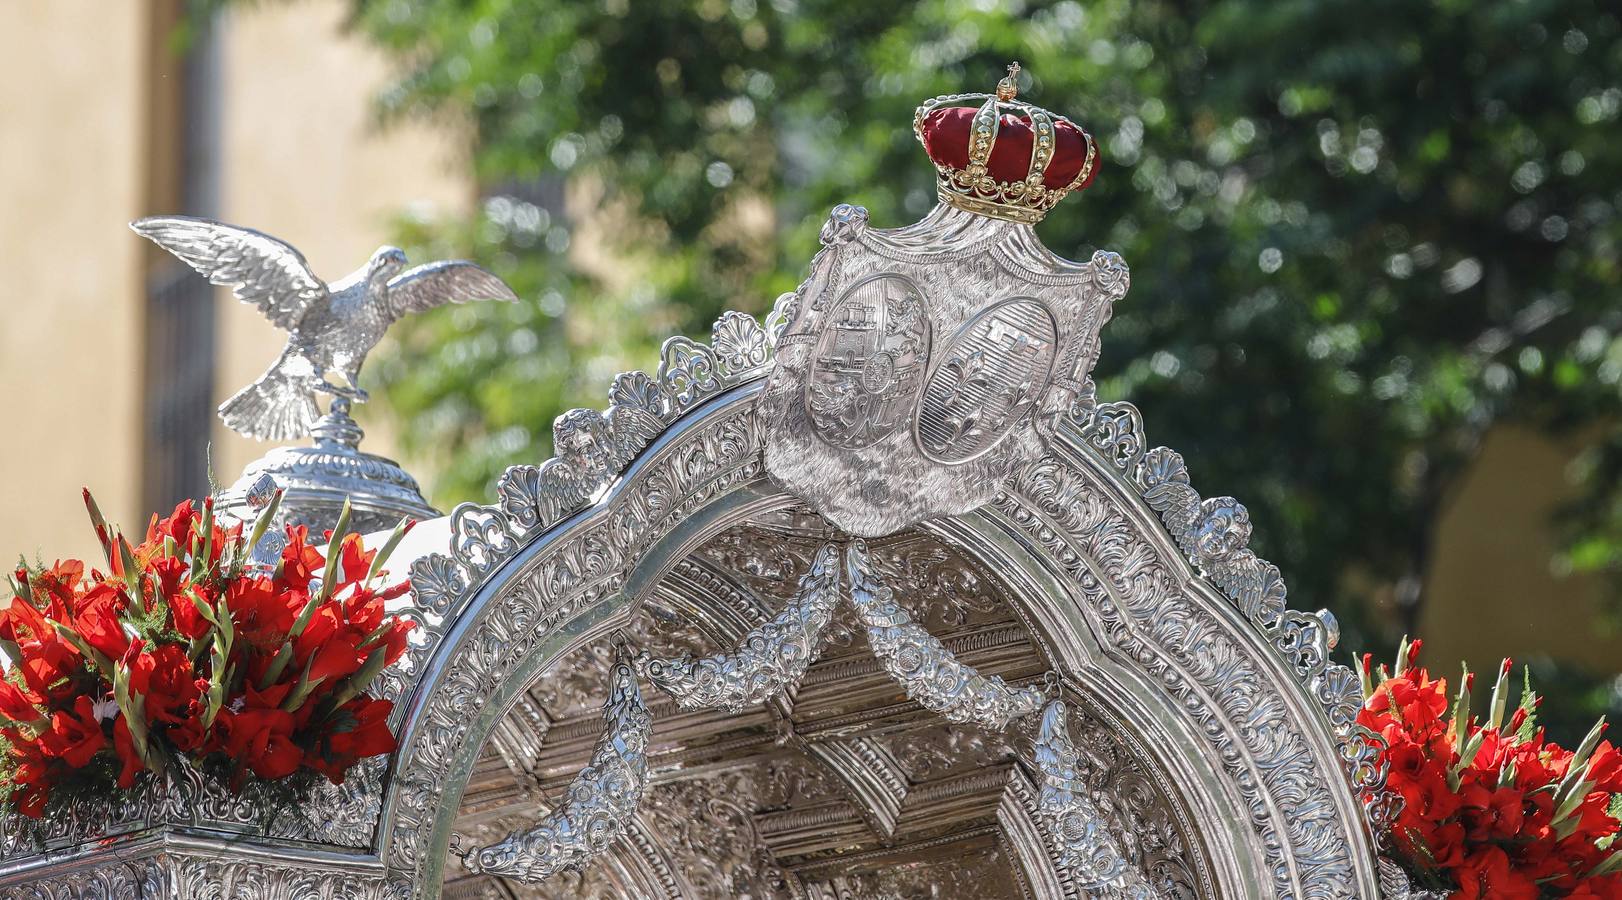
[{"left": 3, "top": 0, "right": 1619, "bottom": 740}]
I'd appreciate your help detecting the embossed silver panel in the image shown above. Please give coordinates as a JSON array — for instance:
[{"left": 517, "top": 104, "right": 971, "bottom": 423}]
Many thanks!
[
  {"left": 915, "top": 296, "right": 1058, "bottom": 464},
  {"left": 805, "top": 275, "right": 930, "bottom": 450}
]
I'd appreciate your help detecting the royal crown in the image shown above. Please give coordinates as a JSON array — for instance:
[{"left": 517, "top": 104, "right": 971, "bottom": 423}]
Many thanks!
[{"left": 913, "top": 63, "right": 1098, "bottom": 225}]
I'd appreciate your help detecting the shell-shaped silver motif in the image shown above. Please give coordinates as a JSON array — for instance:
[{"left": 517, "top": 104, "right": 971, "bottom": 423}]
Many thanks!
[
  {"left": 464, "top": 654, "right": 650, "bottom": 883},
  {"left": 1033, "top": 700, "right": 1162, "bottom": 899},
  {"left": 639, "top": 543, "right": 842, "bottom": 713},
  {"left": 844, "top": 540, "right": 1045, "bottom": 730}
]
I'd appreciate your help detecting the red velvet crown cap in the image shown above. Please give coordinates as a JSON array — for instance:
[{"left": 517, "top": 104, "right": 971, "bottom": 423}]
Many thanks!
[{"left": 920, "top": 107, "right": 1098, "bottom": 191}]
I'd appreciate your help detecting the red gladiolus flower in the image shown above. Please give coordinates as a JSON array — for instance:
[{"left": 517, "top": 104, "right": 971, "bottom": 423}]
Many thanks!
[
  {"left": 167, "top": 578, "right": 211, "bottom": 640},
  {"left": 225, "top": 575, "right": 298, "bottom": 653},
  {"left": 29, "top": 560, "right": 83, "bottom": 609},
  {"left": 0, "top": 678, "right": 42, "bottom": 724},
  {"left": 73, "top": 581, "right": 130, "bottom": 660},
  {"left": 279, "top": 526, "right": 325, "bottom": 590},
  {"left": 38, "top": 696, "right": 106, "bottom": 768},
  {"left": 2, "top": 493, "right": 411, "bottom": 818},
  {"left": 219, "top": 707, "right": 303, "bottom": 780},
  {"left": 1589, "top": 741, "right": 1622, "bottom": 792},
  {"left": 1363, "top": 643, "right": 1622, "bottom": 898},
  {"left": 145, "top": 553, "right": 190, "bottom": 607},
  {"left": 0, "top": 594, "right": 49, "bottom": 644},
  {"left": 8, "top": 738, "right": 56, "bottom": 818},
  {"left": 153, "top": 499, "right": 197, "bottom": 546},
  {"left": 307, "top": 697, "right": 396, "bottom": 785},
  {"left": 15, "top": 628, "right": 81, "bottom": 702},
  {"left": 291, "top": 600, "right": 340, "bottom": 664},
  {"left": 337, "top": 533, "right": 374, "bottom": 586},
  {"left": 307, "top": 630, "right": 366, "bottom": 684},
  {"left": 376, "top": 618, "right": 415, "bottom": 667},
  {"left": 128, "top": 643, "right": 204, "bottom": 729}
]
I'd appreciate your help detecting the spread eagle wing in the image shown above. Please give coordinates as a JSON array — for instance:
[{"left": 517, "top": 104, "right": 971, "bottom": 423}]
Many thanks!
[
  {"left": 382, "top": 260, "right": 518, "bottom": 322},
  {"left": 131, "top": 216, "right": 328, "bottom": 332}
]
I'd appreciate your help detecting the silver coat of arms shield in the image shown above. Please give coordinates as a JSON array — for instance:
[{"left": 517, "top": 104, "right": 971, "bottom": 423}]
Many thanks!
[{"left": 762, "top": 202, "right": 1130, "bottom": 536}]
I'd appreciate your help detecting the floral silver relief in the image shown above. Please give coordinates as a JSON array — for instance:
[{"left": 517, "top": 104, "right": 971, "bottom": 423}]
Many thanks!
[
  {"left": 1378, "top": 856, "right": 1446, "bottom": 900},
  {"left": 0, "top": 855, "right": 390, "bottom": 900},
  {"left": 385, "top": 398, "right": 768, "bottom": 889},
  {"left": 1069, "top": 386, "right": 1398, "bottom": 842},
  {"left": 464, "top": 653, "right": 651, "bottom": 884},
  {"left": 638, "top": 542, "right": 842, "bottom": 713},
  {"left": 1032, "top": 700, "right": 1161, "bottom": 899},
  {"left": 843, "top": 539, "right": 1046, "bottom": 731}
]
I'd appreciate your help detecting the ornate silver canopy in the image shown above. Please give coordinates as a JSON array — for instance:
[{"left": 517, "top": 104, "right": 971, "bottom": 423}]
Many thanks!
[{"left": 3, "top": 99, "right": 1394, "bottom": 900}]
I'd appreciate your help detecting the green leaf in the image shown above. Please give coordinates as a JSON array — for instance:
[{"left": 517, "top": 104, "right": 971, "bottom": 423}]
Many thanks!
[
  {"left": 327, "top": 644, "right": 389, "bottom": 713},
  {"left": 46, "top": 619, "right": 114, "bottom": 677},
  {"left": 316, "top": 499, "right": 353, "bottom": 603},
  {"left": 279, "top": 654, "right": 326, "bottom": 714},
  {"left": 244, "top": 488, "right": 284, "bottom": 567},
  {"left": 258, "top": 641, "right": 295, "bottom": 691},
  {"left": 1488, "top": 660, "right": 1511, "bottom": 733},
  {"left": 1515, "top": 667, "right": 1541, "bottom": 742},
  {"left": 366, "top": 516, "right": 413, "bottom": 583}
]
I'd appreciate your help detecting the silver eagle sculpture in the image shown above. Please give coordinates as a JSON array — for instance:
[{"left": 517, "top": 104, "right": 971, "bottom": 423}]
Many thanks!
[{"left": 131, "top": 215, "right": 519, "bottom": 441}]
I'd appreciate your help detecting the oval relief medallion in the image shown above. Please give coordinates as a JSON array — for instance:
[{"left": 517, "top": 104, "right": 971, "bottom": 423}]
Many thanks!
[
  {"left": 914, "top": 297, "right": 1058, "bottom": 464},
  {"left": 805, "top": 274, "right": 930, "bottom": 449}
]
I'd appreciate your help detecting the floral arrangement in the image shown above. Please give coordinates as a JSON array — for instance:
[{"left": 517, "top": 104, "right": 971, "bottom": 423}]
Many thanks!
[
  {"left": 1361, "top": 638, "right": 1622, "bottom": 899},
  {"left": 0, "top": 490, "right": 415, "bottom": 819}
]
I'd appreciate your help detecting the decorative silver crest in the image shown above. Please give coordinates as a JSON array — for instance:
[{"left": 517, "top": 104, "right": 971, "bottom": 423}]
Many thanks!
[
  {"left": 463, "top": 651, "right": 651, "bottom": 883},
  {"left": 762, "top": 201, "right": 1127, "bottom": 536},
  {"left": 638, "top": 543, "right": 842, "bottom": 712},
  {"left": 844, "top": 540, "right": 1046, "bottom": 730}
]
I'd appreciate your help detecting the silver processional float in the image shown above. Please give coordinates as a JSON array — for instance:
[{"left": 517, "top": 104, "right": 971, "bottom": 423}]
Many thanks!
[{"left": 0, "top": 64, "right": 1423, "bottom": 900}]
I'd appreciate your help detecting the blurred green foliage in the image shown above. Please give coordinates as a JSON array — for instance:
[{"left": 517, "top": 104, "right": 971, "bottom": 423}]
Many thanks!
[{"left": 210, "top": 0, "right": 1620, "bottom": 726}]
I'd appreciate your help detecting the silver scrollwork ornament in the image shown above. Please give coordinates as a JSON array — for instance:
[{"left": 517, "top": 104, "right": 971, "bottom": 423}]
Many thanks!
[
  {"left": 1033, "top": 700, "right": 1162, "bottom": 899},
  {"left": 639, "top": 543, "right": 841, "bottom": 712},
  {"left": 464, "top": 652, "right": 651, "bottom": 884},
  {"left": 844, "top": 540, "right": 1045, "bottom": 730}
]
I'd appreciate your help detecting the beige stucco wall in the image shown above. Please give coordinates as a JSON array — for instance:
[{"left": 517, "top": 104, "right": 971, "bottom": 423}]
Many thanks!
[
  {"left": 0, "top": 1, "right": 148, "bottom": 565},
  {"left": 1417, "top": 425, "right": 1622, "bottom": 677}
]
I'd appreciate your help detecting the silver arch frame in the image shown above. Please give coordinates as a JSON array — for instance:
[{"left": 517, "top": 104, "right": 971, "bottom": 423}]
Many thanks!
[{"left": 376, "top": 302, "right": 1383, "bottom": 898}]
